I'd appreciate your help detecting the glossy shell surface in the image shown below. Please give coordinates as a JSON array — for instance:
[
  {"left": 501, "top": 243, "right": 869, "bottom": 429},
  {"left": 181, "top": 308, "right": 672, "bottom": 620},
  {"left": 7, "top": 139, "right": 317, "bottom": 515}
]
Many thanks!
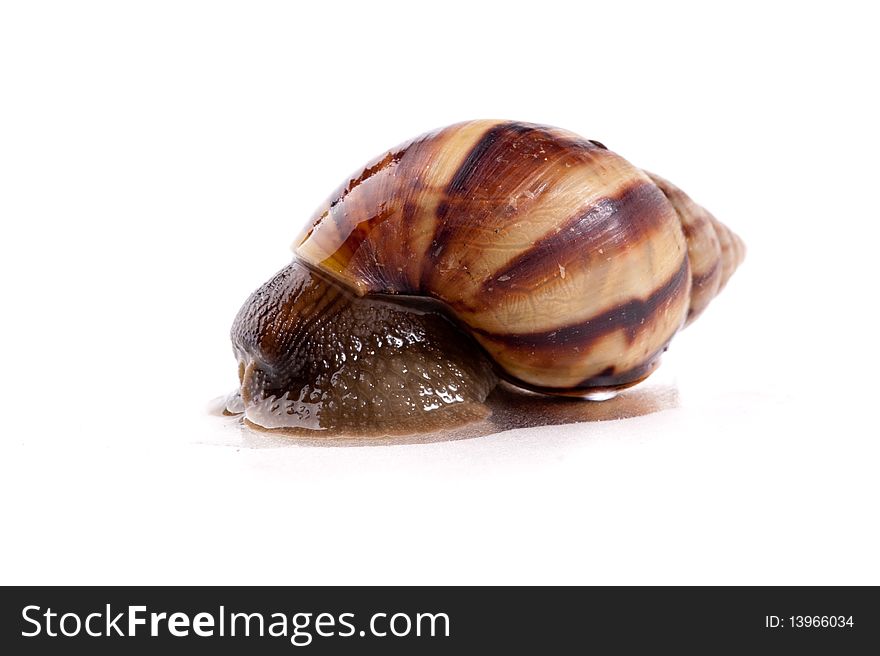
[{"left": 295, "top": 120, "right": 743, "bottom": 394}]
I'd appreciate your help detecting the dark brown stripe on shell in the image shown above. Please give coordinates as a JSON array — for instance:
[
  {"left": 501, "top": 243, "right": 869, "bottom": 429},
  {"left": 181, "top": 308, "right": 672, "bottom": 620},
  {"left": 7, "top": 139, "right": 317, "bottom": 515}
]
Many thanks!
[
  {"left": 577, "top": 354, "right": 660, "bottom": 389},
  {"left": 439, "top": 122, "right": 535, "bottom": 207},
  {"left": 504, "top": 355, "right": 662, "bottom": 395},
  {"left": 474, "top": 255, "right": 690, "bottom": 350},
  {"left": 691, "top": 260, "right": 721, "bottom": 289},
  {"left": 423, "top": 121, "right": 607, "bottom": 286},
  {"left": 321, "top": 131, "right": 449, "bottom": 293},
  {"left": 478, "top": 180, "right": 673, "bottom": 298}
]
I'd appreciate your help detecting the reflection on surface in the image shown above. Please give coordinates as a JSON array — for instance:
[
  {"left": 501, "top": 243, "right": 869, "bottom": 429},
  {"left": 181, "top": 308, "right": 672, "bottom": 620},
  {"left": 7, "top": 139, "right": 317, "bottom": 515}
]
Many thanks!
[{"left": 211, "top": 381, "right": 679, "bottom": 448}]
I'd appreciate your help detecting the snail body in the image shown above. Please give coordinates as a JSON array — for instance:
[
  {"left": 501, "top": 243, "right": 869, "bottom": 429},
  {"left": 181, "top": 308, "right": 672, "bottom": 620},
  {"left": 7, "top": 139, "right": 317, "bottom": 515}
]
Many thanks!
[{"left": 229, "top": 120, "right": 744, "bottom": 434}]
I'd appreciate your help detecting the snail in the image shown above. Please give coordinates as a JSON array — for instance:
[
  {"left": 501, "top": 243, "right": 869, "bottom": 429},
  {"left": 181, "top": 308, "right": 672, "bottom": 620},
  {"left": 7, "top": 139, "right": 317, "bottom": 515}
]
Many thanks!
[{"left": 226, "top": 120, "right": 744, "bottom": 435}]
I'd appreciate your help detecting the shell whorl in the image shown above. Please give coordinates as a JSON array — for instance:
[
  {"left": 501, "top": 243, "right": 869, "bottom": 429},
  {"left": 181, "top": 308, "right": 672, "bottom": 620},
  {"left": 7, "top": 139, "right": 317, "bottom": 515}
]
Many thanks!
[
  {"left": 295, "top": 120, "right": 742, "bottom": 393},
  {"left": 646, "top": 172, "right": 745, "bottom": 323}
]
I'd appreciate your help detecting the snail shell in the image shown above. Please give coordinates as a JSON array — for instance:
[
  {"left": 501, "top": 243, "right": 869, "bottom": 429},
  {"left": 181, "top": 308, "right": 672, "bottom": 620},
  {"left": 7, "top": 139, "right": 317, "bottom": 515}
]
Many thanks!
[{"left": 229, "top": 120, "right": 744, "bottom": 434}]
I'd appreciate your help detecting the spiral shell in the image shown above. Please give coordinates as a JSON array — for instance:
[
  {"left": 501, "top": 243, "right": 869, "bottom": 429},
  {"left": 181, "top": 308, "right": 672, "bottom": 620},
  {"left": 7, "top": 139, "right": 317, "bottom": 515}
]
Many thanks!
[
  {"left": 294, "top": 120, "right": 743, "bottom": 395},
  {"left": 228, "top": 120, "right": 744, "bottom": 434}
]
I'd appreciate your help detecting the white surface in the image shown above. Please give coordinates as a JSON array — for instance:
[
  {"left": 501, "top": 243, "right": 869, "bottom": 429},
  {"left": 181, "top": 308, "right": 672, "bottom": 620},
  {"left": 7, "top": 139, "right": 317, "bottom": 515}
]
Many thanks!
[{"left": 1, "top": 1, "right": 878, "bottom": 585}]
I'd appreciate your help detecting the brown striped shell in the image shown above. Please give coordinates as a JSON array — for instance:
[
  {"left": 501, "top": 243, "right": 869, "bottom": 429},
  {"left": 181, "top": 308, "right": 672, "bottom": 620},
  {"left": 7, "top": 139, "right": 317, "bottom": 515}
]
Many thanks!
[{"left": 228, "top": 120, "right": 744, "bottom": 434}]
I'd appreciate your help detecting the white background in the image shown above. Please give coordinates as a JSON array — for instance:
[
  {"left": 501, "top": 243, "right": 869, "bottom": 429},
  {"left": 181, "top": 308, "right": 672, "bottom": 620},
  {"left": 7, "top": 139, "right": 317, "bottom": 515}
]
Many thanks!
[{"left": 1, "top": 1, "right": 878, "bottom": 585}]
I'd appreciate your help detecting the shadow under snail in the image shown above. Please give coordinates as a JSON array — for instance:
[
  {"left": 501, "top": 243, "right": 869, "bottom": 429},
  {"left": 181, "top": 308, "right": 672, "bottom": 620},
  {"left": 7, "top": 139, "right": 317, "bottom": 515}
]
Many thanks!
[{"left": 226, "top": 120, "right": 744, "bottom": 436}]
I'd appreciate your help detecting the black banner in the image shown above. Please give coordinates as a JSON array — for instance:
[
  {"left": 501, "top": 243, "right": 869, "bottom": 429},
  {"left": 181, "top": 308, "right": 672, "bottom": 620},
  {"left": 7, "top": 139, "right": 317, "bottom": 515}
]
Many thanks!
[{"left": 1, "top": 586, "right": 876, "bottom": 653}]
